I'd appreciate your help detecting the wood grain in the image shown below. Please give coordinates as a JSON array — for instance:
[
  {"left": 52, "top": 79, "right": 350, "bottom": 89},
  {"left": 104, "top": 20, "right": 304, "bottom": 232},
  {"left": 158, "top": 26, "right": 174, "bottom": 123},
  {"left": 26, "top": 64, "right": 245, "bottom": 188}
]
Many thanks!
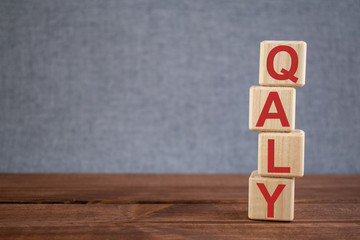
[
  {"left": 1, "top": 203, "right": 359, "bottom": 226},
  {"left": 258, "top": 130, "right": 304, "bottom": 177},
  {"left": 1, "top": 223, "right": 359, "bottom": 240},
  {"left": 0, "top": 174, "right": 359, "bottom": 239},
  {"left": 0, "top": 174, "right": 359, "bottom": 203},
  {"left": 248, "top": 170, "right": 295, "bottom": 221},
  {"left": 249, "top": 86, "right": 296, "bottom": 132},
  {"left": 259, "top": 40, "right": 307, "bottom": 87}
]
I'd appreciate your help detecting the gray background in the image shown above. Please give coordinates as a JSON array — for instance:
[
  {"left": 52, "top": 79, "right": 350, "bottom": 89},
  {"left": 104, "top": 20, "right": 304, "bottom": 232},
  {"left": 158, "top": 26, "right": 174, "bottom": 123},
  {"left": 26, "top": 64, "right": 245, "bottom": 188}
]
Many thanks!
[{"left": 1, "top": 0, "right": 359, "bottom": 173}]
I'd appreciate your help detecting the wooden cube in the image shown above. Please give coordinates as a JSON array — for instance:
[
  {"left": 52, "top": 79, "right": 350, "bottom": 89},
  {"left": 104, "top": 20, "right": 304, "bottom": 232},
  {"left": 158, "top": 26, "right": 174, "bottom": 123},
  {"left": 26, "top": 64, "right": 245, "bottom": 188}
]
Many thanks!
[
  {"left": 259, "top": 41, "right": 306, "bottom": 87},
  {"left": 248, "top": 170, "right": 295, "bottom": 221},
  {"left": 258, "top": 130, "right": 305, "bottom": 178},
  {"left": 249, "top": 86, "right": 296, "bottom": 132}
]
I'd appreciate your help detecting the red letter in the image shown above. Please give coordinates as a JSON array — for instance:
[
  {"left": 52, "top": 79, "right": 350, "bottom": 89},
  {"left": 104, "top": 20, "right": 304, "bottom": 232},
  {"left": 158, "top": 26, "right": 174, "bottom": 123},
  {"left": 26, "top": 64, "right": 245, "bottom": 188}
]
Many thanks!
[
  {"left": 268, "top": 139, "right": 290, "bottom": 173},
  {"left": 256, "top": 92, "right": 290, "bottom": 127},
  {"left": 256, "top": 183, "right": 286, "bottom": 218},
  {"left": 267, "top": 45, "right": 298, "bottom": 83}
]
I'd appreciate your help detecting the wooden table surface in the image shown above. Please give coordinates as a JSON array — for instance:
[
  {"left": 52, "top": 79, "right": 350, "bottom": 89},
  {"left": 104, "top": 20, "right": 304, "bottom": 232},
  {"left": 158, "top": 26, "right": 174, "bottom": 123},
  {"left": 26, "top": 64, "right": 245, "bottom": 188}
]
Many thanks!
[{"left": 0, "top": 174, "right": 359, "bottom": 239}]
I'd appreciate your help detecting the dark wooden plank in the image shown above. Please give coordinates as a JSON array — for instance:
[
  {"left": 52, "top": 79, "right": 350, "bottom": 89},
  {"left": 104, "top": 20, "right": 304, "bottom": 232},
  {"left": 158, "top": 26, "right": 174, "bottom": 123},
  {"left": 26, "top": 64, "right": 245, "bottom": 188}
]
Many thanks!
[
  {"left": 0, "top": 203, "right": 359, "bottom": 226},
  {"left": 295, "top": 175, "right": 360, "bottom": 203},
  {"left": 1, "top": 223, "right": 359, "bottom": 240},
  {"left": 0, "top": 174, "right": 359, "bottom": 203},
  {"left": 0, "top": 174, "right": 359, "bottom": 239},
  {"left": 0, "top": 174, "right": 247, "bottom": 203}
]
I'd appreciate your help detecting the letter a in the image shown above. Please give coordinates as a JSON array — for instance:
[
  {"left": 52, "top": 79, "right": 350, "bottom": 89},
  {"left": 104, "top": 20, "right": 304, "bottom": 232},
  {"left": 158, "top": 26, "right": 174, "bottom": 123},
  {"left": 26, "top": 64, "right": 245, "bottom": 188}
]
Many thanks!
[{"left": 256, "top": 92, "right": 290, "bottom": 127}]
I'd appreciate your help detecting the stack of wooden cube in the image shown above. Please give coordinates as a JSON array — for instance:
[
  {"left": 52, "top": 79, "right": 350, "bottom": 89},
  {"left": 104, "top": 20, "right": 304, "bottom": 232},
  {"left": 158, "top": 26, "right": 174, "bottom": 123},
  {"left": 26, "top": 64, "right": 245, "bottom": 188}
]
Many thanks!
[{"left": 248, "top": 41, "right": 307, "bottom": 221}]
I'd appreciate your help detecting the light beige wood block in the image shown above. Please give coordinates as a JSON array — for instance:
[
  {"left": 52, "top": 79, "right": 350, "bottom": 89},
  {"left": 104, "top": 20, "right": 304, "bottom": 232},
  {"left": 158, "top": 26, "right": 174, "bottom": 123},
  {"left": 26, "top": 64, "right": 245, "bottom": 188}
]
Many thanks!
[
  {"left": 248, "top": 170, "right": 295, "bottom": 221},
  {"left": 258, "top": 130, "right": 304, "bottom": 178},
  {"left": 249, "top": 86, "right": 295, "bottom": 132},
  {"left": 259, "top": 41, "right": 306, "bottom": 87}
]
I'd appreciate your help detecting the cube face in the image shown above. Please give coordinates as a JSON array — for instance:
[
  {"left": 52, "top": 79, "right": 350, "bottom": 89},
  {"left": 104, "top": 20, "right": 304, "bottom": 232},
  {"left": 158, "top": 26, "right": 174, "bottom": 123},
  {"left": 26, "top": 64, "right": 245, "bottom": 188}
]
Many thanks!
[
  {"left": 248, "top": 171, "right": 294, "bottom": 221},
  {"left": 249, "top": 86, "right": 296, "bottom": 132},
  {"left": 258, "top": 130, "right": 305, "bottom": 178},
  {"left": 259, "top": 41, "right": 306, "bottom": 87}
]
